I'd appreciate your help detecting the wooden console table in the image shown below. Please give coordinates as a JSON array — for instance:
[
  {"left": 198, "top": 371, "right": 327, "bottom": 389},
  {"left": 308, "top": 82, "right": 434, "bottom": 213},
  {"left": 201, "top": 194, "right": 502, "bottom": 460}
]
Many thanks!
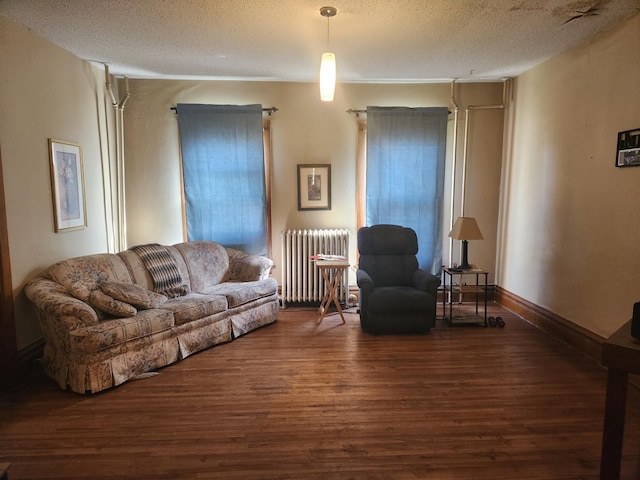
[{"left": 600, "top": 319, "right": 640, "bottom": 479}]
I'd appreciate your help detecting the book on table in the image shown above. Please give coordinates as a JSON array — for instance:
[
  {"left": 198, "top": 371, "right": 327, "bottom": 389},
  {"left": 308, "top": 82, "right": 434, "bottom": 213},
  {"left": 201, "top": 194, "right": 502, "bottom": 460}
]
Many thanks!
[{"left": 310, "top": 254, "right": 347, "bottom": 261}]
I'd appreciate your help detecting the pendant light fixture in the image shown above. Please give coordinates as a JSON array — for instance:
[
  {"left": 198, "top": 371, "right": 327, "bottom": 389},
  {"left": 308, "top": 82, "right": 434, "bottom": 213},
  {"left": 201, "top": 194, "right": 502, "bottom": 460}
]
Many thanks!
[{"left": 319, "top": 6, "right": 337, "bottom": 102}]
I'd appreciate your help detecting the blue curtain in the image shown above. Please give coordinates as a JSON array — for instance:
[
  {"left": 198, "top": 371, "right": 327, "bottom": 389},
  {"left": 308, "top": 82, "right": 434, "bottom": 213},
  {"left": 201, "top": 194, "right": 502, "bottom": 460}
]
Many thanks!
[
  {"left": 366, "top": 106, "right": 448, "bottom": 274},
  {"left": 176, "top": 104, "right": 267, "bottom": 255}
]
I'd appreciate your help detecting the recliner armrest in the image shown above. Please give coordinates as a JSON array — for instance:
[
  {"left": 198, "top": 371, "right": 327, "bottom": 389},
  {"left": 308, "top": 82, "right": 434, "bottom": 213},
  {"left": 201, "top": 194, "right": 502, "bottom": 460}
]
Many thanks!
[
  {"left": 356, "top": 269, "right": 374, "bottom": 326},
  {"left": 356, "top": 269, "right": 374, "bottom": 292},
  {"left": 412, "top": 269, "right": 441, "bottom": 296}
]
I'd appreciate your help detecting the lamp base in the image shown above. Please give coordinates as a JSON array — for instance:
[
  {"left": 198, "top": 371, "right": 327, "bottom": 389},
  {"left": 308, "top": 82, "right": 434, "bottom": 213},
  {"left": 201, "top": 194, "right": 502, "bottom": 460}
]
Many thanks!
[{"left": 458, "top": 240, "right": 472, "bottom": 270}]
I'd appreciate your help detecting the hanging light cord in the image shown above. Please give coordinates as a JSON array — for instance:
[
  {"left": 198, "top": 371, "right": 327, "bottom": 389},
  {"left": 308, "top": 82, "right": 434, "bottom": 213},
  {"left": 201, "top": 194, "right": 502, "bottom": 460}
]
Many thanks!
[
  {"left": 326, "top": 13, "right": 330, "bottom": 46},
  {"left": 320, "top": 7, "right": 336, "bottom": 48}
]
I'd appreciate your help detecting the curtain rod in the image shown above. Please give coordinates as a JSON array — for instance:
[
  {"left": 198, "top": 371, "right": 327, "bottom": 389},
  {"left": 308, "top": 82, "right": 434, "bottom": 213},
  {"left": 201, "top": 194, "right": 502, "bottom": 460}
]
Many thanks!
[
  {"left": 347, "top": 108, "right": 451, "bottom": 116},
  {"left": 171, "top": 106, "right": 278, "bottom": 116}
]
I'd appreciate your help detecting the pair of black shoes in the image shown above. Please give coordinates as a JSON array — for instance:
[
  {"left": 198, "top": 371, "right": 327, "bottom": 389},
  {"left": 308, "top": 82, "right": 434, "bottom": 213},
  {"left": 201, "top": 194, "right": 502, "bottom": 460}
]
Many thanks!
[{"left": 488, "top": 316, "right": 505, "bottom": 327}]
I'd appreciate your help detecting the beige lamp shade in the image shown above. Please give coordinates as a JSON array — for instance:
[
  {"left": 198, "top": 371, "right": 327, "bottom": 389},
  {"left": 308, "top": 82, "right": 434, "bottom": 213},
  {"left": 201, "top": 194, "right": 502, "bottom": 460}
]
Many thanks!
[
  {"left": 448, "top": 216, "right": 483, "bottom": 240},
  {"left": 449, "top": 216, "right": 483, "bottom": 269}
]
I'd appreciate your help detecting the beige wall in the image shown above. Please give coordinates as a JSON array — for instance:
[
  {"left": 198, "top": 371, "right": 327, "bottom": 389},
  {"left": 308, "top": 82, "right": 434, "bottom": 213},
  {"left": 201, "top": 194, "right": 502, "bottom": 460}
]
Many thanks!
[
  {"left": 123, "top": 80, "right": 505, "bottom": 288},
  {"left": 498, "top": 14, "right": 640, "bottom": 337},
  {"left": 0, "top": 13, "right": 505, "bottom": 351},
  {"left": 0, "top": 16, "right": 114, "bottom": 349},
  {"left": 6, "top": 8, "right": 634, "bottom": 350}
]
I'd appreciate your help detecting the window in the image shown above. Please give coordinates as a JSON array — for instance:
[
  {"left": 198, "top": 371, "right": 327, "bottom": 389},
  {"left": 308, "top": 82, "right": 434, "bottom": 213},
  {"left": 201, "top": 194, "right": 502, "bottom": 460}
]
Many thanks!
[
  {"left": 359, "top": 107, "right": 448, "bottom": 274},
  {"left": 176, "top": 104, "right": 270, "bottom": 256}
]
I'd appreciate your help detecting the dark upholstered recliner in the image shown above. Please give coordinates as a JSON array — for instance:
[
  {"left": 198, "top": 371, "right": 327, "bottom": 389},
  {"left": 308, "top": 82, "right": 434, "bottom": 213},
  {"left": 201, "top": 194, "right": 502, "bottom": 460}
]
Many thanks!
[{"left": 356, "top": 225, "right": 440, "bottom": 334}]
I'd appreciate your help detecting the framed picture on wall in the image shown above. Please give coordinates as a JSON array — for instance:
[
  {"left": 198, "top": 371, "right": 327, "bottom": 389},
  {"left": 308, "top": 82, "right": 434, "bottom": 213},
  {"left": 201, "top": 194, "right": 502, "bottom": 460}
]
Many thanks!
[
  {"left": 615, "top": 128, "right": 640, "bottom": 167},
  {"left": 297, "top": 164, "right": 331, "bottom": 210},
  {"left": 616, "top": 147, "right": 640, "bottom": 167},
  {"left": 48, "top": 139, "right": 87, "bottom": 232}
]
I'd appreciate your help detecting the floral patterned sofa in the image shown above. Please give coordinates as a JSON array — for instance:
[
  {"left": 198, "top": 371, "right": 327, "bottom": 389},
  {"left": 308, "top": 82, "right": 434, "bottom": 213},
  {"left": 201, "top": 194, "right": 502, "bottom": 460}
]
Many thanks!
[{"left": 25, "top": 241, "right": 278, "bottom": 394}]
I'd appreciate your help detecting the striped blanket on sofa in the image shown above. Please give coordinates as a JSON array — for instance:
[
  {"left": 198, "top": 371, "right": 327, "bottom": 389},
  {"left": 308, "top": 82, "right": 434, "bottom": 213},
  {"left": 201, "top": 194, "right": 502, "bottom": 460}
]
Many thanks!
[{"left": 130, "top": 243, "right": 190, "bottom": 298}]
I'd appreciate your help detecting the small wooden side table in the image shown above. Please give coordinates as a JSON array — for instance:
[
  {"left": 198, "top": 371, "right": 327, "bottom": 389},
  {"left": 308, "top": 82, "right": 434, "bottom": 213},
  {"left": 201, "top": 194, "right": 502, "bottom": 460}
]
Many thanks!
[
  {"left": 315, "top": 259, "right": 350, "bottom": 324},
  {"left": 600, "top": 319, "right": 640, "bottom": 479}
]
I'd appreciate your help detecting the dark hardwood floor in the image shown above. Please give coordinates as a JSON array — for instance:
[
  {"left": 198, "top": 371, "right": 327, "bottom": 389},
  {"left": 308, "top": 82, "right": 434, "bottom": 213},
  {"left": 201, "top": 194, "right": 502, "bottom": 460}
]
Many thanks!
[{"left": 1, "top": 304, "right": 639, "bottom": 479}]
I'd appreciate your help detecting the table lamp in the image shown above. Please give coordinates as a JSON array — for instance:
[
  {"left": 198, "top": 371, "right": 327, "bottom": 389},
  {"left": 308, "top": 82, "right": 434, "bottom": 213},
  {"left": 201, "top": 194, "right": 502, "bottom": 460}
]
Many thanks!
[{"left": 448, "top": 216, "right": 483, "bottom": 270}]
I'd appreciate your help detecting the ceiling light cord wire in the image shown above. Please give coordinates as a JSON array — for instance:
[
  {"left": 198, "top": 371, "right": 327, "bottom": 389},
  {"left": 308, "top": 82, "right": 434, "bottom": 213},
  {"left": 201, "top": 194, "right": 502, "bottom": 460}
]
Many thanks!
[{"left": 326, "top": 13, "right": 330, "bottom": 46}]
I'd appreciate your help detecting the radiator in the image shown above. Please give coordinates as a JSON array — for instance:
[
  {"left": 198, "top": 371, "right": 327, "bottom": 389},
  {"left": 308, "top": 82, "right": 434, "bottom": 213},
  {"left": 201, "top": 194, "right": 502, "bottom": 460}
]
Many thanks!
[{"left": 281, "top": 229, "right": 350, "bottom": 307}]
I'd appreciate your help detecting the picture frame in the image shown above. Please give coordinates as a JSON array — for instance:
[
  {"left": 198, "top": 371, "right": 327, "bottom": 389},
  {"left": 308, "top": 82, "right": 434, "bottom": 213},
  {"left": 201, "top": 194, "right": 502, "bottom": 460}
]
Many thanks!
[
  {"left": 617, "top": 147, "right": 640, "bottom": 168},
  {"left": 48, "top": 139, "right": 87, "bottom": 232},
  {"left": 615, "top": 128, "right": 640, "bottom": 167},
  {"left": 297, "top": 164, "right": 331, "bottom": 211}
]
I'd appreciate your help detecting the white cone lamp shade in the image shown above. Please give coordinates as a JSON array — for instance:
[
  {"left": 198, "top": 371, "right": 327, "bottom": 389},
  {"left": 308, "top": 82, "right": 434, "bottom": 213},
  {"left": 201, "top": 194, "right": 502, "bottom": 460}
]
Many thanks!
[{"left": 320, "top": 52, "right": 336, "bottom": 102}]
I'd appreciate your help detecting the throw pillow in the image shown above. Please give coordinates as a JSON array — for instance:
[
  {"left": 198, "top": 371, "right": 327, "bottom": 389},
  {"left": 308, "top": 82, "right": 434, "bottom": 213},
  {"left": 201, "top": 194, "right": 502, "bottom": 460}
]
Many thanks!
[
  {"left": 100, "top": 282, "right": 168, "bottom": 309},
  {"left": 89, "top": 290, "right": 137, "bottom": 317}
]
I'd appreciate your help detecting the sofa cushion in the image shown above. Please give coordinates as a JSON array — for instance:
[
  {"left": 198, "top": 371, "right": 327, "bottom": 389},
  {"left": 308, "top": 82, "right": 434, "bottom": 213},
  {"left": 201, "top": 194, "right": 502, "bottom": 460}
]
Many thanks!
[
  {"left": 173, "top": 241, "right": 229, "bottom": 291},
  {"left": 69, "top": 309, "right": 175, "bottom": 354},
  {"left": 100, "top": 282, "right": 168, "bottom": 309},
  {"left": 89, "top": 290, "right": 137, "bottom": 317},
  {"left": 43, "top": 253, "right": 132, "bottom": 302},
  {"left": 367, "top": 286, "right": 432, "bottom": 313},
  {"left": 160, "top": 293, "right": 228, "bottom": 326},
  {"left": 203, "top": 278, "right": 278, "bottom": 308}
]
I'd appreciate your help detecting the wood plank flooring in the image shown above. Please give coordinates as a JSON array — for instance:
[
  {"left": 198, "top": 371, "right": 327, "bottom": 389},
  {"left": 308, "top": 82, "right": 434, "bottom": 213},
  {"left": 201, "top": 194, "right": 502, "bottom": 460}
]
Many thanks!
[{"left": 1, "top": 304, "right": 639, "bottom": 479}]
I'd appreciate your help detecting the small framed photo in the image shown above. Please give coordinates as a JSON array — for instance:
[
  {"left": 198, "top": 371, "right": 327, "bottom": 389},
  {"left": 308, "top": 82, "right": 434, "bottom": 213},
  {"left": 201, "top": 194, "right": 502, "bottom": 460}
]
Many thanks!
[
  {"left": 615, "top": 128, "right": 640, "bottom": 167},
  {"left": 48, "top": 139, "right": 87, "bottom": 232},
  {"left": 616, "top": 147, "right": 640, "bottom": 167},
  {"left": 297, "top": 164, "right": 331, "bottom": 211}
]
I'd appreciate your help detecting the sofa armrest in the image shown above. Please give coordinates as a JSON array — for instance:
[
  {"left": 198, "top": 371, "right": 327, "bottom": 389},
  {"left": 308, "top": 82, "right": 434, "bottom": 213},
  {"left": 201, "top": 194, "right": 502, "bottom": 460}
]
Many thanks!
[
  {"left": 25, "top": 277, "right": 99, "bottom": 330},
  {"left": 225, "top": 248, "right": 274, "bottom": 281},
  {"left": 412, "top": 269, "right": 441, "bottom": 297}
]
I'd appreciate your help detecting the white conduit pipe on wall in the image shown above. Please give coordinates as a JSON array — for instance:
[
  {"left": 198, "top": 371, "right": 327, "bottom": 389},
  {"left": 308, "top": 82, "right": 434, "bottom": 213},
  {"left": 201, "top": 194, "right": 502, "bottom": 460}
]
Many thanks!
[
  {"left": 447, "top": 79, "right": 460, "bottom": 268},
  {"left": 100, "top": 67, "right": 116, "bottom": 253},
  {"left": 459, "top": 81, "right": 507, "bottom": 217},
  {"left": 118, "top": 78, "right": 130, "bottom": 251},
  {"left": 104, "top": 65, "right": 130, "bottom": 252},
  {"left": 448, "top": 80, "right": 507, "bottom": 268}
]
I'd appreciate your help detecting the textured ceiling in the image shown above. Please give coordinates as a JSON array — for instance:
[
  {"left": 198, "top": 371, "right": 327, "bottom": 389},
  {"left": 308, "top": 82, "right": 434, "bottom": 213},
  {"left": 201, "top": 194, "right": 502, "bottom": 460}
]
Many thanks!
[{"left": 1, "top": 0, "right": 639, "bottom": 82}]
